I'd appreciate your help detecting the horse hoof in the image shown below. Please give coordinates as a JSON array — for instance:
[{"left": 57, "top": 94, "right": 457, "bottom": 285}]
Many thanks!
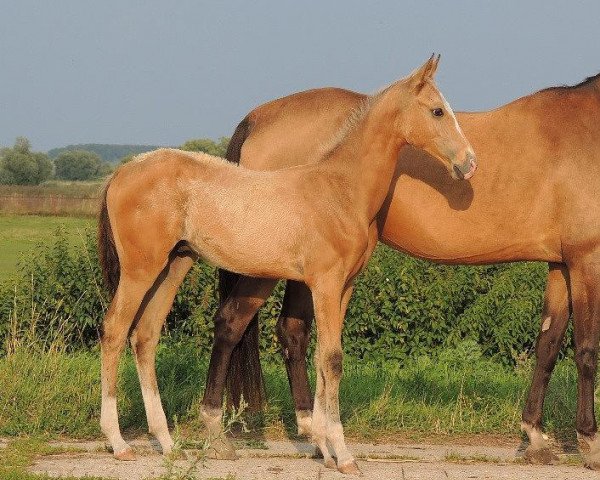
[
  {"left": 311, "top": 445, "right": 324, "bottom": 459},
  {"left": 584, "top": 454, "right": 600, "bottom": 470},
  {"left": 338, "top": 460, "right": 362, "bottom": 475},
  {"left": 524, "top": 446, "right": 559, "bottom": 465},
  {"left": 114, "top": 447, "right": 136, "bottom": 461},
  {"left": 324, "top": 457, "right": 337, "bottom": 469}
]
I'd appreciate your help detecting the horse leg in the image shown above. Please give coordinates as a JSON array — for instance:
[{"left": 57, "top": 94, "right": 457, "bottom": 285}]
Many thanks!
[
  {"left": 201, "top": 276, "right": 277, "bottom": 459},
  {"left": 521, "top": 262, "right": 571, "bottom": 464},
  {"left": 276, "top": 280, "right": 314, "bottom": 437},
  {"left": 223, "top": 271, "right": 266, "bottom": 412},
  {"left": 129, "top": 252, "right": 196, "bottom": 455},
  {"left": 568, "top": 256, "right": 600, "bottom": 469},
  {"left": 311, "top": 281, "right": 359, "bottom": 475},
  {"left": 101, "top": 271, "right": 161, "bottom": 460}
]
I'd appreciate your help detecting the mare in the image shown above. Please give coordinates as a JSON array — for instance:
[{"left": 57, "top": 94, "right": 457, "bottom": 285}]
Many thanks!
[
  {"left": 97, "top": 55, "right": 475, "bottom": 474},
  {"left": 219, "top": 70, "right": 600, "bottom": 468}
]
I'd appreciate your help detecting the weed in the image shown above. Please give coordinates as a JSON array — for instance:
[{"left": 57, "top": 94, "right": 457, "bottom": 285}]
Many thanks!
[
  {"left": 444, "top": 451, "right": 502, "bottom": 464},
  {"left": 155, "top": 402, "right": 246, "bottom": 480}
]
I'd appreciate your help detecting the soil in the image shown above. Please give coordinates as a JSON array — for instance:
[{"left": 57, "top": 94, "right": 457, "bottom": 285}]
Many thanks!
[{"left": 27, "top": 436, "right": 599, "bottom": 480}]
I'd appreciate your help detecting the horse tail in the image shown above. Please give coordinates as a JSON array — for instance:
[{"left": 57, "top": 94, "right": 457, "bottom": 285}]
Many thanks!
[
  {"left": 98, "top": 179, "right": 120, "bottom": 297},
  {"left": 221, "top": 116, "right": 266, "bottom": 412}
]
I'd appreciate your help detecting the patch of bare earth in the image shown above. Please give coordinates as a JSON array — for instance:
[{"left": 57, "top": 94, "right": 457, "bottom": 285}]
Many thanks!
[{"left": 29, "top": 436, "right": 595, "bottom": 480}]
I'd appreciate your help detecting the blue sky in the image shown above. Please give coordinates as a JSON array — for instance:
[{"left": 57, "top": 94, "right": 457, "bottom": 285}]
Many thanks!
[{"left": 1, "top": 1, "right": 599, "bottom": 151}]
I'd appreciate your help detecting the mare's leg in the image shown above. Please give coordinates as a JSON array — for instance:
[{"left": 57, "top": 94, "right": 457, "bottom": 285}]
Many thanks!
[
  {"left": 311, "top": 282, "right": 359, "bottom": 474},
  {"left": 201, "top": 276, "right": 277, "bottom": 459},
  {"left": 129, "top": 252, "right": 196, "bottom": 455},
  {"left": 101, "top": 270, "right": 162, "bottom": 460},
  {"left": 223, "top": 271, "right": 266, "bottom": 412},
  {"left": 521, "top": 263, "right": 571, "bottom": 464},
  {"left": 568, "top": 255, "right": 600, "bottom": 469},
  {"left": 276, "top": 280, "right": 314, "bottom": 436}
]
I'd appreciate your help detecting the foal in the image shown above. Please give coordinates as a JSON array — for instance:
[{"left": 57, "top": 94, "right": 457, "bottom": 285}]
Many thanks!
[{"left": 98, "top": 55, "right": 475, "bottom": 474}]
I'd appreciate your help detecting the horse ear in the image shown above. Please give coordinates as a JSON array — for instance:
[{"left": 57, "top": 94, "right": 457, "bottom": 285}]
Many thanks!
[
  {"left": 408, "top": 53, "right": 437, "bottom": 91},
  {"left": 430, "top": 54, "right": 441, "bottom": 77}
]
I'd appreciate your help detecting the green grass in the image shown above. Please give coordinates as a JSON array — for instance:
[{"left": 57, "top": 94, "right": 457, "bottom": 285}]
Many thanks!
[
  {"left": 0, "top": 438, "right": 109, "bottom": 480},
  {"left": 0, "top": 215, "right": 94, "bottom": 281},
  {"left": 0, "top": 341, "right": 584, "bottom": 442}
]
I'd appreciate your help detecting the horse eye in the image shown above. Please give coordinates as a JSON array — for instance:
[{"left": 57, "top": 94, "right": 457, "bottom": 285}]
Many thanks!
[{"left": 432, "top": 108, "right": 444, "bottom": 117}]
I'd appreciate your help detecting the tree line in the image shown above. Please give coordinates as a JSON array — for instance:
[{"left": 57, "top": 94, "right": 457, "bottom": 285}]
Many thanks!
[{"left": 0, "top": 136, "right": 229, "bottom": 185}]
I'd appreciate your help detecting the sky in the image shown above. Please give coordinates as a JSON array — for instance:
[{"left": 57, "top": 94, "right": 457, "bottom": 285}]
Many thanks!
[{"left": 1, "top": 1, "right": 599, "bottom": 152}]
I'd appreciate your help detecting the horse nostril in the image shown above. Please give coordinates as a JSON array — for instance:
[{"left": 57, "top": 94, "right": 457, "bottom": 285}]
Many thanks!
[{"left": 453, "top": 164, "right": 464, "bottom": 179}]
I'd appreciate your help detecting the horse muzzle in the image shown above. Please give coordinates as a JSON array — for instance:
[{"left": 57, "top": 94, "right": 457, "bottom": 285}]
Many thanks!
[{"left": 452, "top": 154, "right": 477, "bottom": 180}]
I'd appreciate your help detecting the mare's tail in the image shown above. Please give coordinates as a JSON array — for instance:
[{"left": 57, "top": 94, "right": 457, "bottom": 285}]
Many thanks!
[
  {"left": 221, "top": 117, "right": 266, "bottom": 412},
  {"left": 98, "top": 179, "right": 120, "bottom": 297}
]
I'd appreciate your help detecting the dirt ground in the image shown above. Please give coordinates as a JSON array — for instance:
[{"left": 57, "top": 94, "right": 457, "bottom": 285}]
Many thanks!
[{"left": 27, "top": 436, "right": 600, "bottom": 480}]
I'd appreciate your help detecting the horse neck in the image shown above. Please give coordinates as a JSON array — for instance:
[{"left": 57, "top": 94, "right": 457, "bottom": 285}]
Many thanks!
[{"left": 321, "top": 93, "right": 408, "bottom": 222}]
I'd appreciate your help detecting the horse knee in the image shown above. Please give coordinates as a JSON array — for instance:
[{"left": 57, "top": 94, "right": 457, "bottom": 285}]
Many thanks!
[
  {"left": 101, "top": 327, "right": 127, "bottom": 355},
  {"left": 576, "top": 346, "right": 598, "bottom": 376},
  {"left": 130, "top": 331, "right": 153, "bottom": 359},
  {"left": 325, "top": 350, "right": 343, "bottom": 379},
  {"left": 276, "top": 316, "right": 311, "bottom": 360},
  {"left": 213, "top": 306, "right": 250, "bottom": 349}
]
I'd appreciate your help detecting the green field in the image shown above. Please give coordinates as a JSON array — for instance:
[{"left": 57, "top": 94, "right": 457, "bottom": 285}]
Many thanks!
[{"left": 0, "top": 215, "right": 94, "bottom": 282}]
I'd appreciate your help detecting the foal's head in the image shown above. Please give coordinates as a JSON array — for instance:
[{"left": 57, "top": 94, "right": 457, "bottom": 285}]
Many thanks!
[{"left": 395, "top": 55, "right": 477, "bottom": 180}]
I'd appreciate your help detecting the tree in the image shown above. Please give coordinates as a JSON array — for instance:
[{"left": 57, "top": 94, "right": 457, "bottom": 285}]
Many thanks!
[
  {"left": 0, "top": 137, "right": 52, "bottom": 185},
  {"left": 54, "top": 150, "right": 110, "bottom": 181},
  {"left": 118, "top": 153, "right": 135, "bottom": 165},
  {"left": 180, "top": 137, "right": 229, "bottom": 157}
]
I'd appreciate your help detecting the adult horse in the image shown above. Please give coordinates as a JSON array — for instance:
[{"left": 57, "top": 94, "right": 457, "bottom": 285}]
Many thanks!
[
  {"left": 219, "top": 72, "right": 600, "bottom": 468},
  {"left": 97, "top": 56, "right": 475, "bottom": 473}
]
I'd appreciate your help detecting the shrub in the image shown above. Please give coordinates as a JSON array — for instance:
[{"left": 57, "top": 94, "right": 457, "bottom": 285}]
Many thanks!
[
  {"left": 0, "top": 137, "right": 52, "bottom": 186},
  {"left": 0, "top": 230, "right": 561, "bottom": 365}
]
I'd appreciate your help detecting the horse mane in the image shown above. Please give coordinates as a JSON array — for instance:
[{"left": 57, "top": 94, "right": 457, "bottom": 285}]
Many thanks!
[
  {"left": 320, "top": 82, "right": 395, "bottom": 156},
  {"left": 540, "top": 72, "right": 600, "bottom": 93},
  {"left": 132, "top": 148, "right": 237, "bottom": 169}
]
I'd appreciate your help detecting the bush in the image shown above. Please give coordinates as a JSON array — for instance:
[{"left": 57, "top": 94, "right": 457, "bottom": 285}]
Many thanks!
[
  {"left": 0, "top": 137, "right": 52, "bottom": 185},
  {"left": 54, "top": 150, "right": 111, "bottom": 181},
  {"left": 180, "top": 137, "right": 229, "bottom": 157},
  {"left": 0, "top": 230, "right": 560, "bottom": 366}
]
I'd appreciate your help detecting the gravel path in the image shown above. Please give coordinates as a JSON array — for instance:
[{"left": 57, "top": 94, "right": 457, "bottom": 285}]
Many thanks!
[{"left": 28, "top": 437, "right": 597, "bottom": 480}]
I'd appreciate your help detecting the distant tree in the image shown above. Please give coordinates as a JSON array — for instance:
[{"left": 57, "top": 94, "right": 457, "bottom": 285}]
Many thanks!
[
  {"left": 118, "top": 153, "right": 135, "bottom": 165},
  {"left": 54, "top": 150, "right": 112, "bottom": 181},
  {"left": 47, "top": 144, "right": 162, "bottom": 164},
  {"left": 97, "top": 161, "right": 113, "bottom": 178},
  {"left": 180, "top": 137, "right": 229, "bottom": 157},
  {"left": 0, "top": 137, "right": 52, "bottom": 185}
]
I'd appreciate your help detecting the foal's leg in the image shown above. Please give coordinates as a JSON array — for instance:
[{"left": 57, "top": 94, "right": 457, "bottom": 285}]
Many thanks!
[
  {"left": 101, "top": 272, "right": 159, "bottom": 460},
  {"left": 276, "top": 280, "right": 314, "bottom": 436},
  {"left": 311, "top": 282, "right": 359, "bottom": 475},
  {"left": 129, "top": 253, "right": 196, "bottom": 455},
  {"left": 569, "top": 257, "right": 600, "bottom": 470},
  {"left": 521, "top": 263, "right": 571, "bottom": 464},
  {"left": 201, "top": 276, "right": 277, "bottom": 459}
]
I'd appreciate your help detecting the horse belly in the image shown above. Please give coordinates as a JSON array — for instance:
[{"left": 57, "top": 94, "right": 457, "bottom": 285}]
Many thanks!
[
  {"left": 380, "top": 178, "right": 562, "bottom": 264},
  {"left": 184, "top": 214, "right": 305, "bottom": 280}
]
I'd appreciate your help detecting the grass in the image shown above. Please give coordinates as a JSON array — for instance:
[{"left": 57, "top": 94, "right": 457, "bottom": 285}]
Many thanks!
[
  {"left": 0, "top": 182, "right": 102, "bottom": 217},
  {"left": 0, "top": 310, "right": 588, "bottom": 477},
  {"left": 0, "top": 215, "right": 94, "bottom": 281},
  {"left": 0, "top": 340, "right": 585, "bottom": 442},
  {"left": 0, "top": 437, "right": 109, "bottom": 480},
  {"left": 0, "top": 181, "right": 103, "bottom": 198}
]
